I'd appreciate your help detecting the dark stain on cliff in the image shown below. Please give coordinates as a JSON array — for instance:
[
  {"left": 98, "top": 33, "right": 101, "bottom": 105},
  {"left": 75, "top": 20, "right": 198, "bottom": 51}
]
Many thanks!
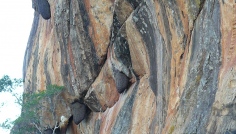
[
  {"left": 32, "top": 43, "right": 39, "bottom": 92},
  {"left": 110, "top": 12, "right": 122, "bottom": 45},
  {"left": 55, "top": 0, "right": 70, "bottom": 47},
  {"left": 132, "top": 3, "right": 170, "bottom": 133},
  {"left": 132, "top": 4, "right": 157, "bottom": 96},
  {"left": 164, "top": 0, "right": 185, "bottom": 47},
  {"left": 23, "top": 12, "right": 39, "bottom": 81},
  {"left": 113, "top": 25, "right": 132, "bottom": 68},
  {"left": 77, "top": 0, "right": 90, "bottom": 35},
  {"left": 126, "top": 0, "right": 144, "bottom": 9},
  {"left": 67, "top": 0, "right": 100, "bottom": 93},
  {"left": 54, "top": 0, "right": 73, "bottom": 94},
  {"left": 44, "top": 50, "right": 52, "bottom": 86},
  {"left": 62, "top": 64, "right": 69, "bottom": 76},
  {"left": 111, "top": 80, "right": 139, "bottom": 134}
]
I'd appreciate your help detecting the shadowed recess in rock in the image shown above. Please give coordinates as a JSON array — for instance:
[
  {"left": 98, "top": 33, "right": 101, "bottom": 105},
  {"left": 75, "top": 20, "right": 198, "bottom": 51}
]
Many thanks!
[
  {"left": 71, "top": 100, "right": 90, "bottom": 125},
  {"left": 43, "top": 128, "right": 52, "bottom": 134},
  {"left": 38, "top": 0, "right": 51, "bottom": 20},
  {"left": 113, "top": 26, "right": 132, "bottom": 68},
  {"left": 110, "top": 13, "right": 122, "bottom": 45},
  {"left": 126, "top": 0, "right": 144, "bottom": 9}
]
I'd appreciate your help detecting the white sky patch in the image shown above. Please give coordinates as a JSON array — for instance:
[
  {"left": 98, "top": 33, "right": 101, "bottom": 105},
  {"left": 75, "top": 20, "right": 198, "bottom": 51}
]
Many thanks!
[{"left": 0, "top": 0, "right": 33, "bottom": 133}]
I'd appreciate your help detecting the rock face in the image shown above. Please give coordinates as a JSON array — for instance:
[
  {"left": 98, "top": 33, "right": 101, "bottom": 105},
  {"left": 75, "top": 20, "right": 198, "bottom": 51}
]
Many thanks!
[{"left": 20, "top": 0, "right": 236, "bottom": 133}]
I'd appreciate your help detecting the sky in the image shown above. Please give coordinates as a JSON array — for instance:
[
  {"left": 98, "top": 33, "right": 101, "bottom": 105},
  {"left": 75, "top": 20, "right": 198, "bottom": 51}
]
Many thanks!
[{"left": 0, "top": 0, "right": 34, "bottom": 133}]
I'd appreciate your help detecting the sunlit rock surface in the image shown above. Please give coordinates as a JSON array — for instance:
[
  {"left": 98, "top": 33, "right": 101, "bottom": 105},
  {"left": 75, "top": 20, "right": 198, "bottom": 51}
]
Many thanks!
[{"left": 19, "top": 0, "right": 236, "bottom": 133}]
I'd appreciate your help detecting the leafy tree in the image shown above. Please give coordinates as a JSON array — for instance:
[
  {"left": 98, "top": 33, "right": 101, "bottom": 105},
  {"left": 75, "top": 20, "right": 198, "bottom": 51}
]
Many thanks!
[
  {"left": 0, "top": 75, "right": 64, "bottom": 134},
  {"left": 0, "top": 75, "right": 22, "bottom": 92},
  {"left": 0, "top": 75, "right": 23, "bottom": 131},
  {"left": 11, "top": 85, "right": 64, "bottom": 134}
]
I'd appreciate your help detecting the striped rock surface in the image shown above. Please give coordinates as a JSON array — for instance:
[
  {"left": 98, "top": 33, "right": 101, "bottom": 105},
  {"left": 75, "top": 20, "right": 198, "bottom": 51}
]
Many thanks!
[{"left": 20, "top": 0, "right": 236, "bottom": 133}]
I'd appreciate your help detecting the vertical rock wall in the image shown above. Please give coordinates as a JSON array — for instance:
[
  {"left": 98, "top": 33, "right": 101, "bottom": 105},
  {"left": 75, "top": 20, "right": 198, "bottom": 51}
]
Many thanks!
[{"left": 21, "top": 0, "right": 236, "bottom": 133}]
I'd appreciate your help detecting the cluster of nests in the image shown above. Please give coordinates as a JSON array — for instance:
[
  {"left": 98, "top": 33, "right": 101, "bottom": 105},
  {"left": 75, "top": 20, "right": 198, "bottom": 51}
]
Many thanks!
[
  {"left": 33, "top": 0, "right": 51, "bottom": 20},
  {"left": 32, "top": 0, "right": 131, "bottom": 92},
  {"left": 43, "top": 70, "right": 130, "bottom": 133},
  {"left": 32, "top": 0, "right": 130, "bottom": 93},
  {"left": 32, "top": 1, "right": 131, "bottom": 133},
  {"left": 32, "top": 0, "right": 130, "bottom": 91}
]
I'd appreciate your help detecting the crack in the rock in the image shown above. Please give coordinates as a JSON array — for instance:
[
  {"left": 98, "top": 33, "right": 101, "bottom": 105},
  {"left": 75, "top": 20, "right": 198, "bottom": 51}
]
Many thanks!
[
  {"left": 193, "top": 0, "right": 206, "bottom": 27},
  {"left": 109, "top": 1, "right": 146, "bottom": 47}
]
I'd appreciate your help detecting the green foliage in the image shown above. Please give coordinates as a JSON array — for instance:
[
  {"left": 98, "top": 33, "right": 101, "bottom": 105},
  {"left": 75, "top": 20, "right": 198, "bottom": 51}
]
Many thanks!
[
  {"left": 0, "top": 119, "right": 12, "bottom": 130},
  {"left": 10, "top": 84, "right": 64, "bottom": 134},
  {"left": 0, "top": 75, "right": 22, "bottom": 92},
  {"left": 0, "top": 76, "right": 64, "bottom": 134},
  {"left": 169, "top": 125, "right": 175, "bottom": 134},
  {"left": 0, "top": 75, "right": 23, "bottom": 132},
  {"left": 22, "top": 85, "right": 64, "bottom": 108}
]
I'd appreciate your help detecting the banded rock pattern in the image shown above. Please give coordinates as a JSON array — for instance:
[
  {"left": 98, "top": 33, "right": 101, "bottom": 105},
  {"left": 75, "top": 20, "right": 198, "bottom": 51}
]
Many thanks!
[{"left": 18, "top": 0, "right": 236, "bottom": 133}]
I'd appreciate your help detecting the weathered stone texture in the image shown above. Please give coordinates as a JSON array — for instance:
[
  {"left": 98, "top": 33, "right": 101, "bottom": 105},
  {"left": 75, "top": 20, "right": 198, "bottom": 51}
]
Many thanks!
[{"left": 19, "top": 0, "right": 236, "bottom": 133}]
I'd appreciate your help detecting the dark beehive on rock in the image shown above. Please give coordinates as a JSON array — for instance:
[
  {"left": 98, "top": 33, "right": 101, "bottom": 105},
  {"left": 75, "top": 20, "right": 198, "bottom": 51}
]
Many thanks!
[
  {"left": 38, "top": 0, "right": 51, "bottom": 20},
  {"left": 71, "top": 101, "right": 89, "bottom": 125},
  {"left": 114, "top": 71, "right": 129, "bottom": 93}
]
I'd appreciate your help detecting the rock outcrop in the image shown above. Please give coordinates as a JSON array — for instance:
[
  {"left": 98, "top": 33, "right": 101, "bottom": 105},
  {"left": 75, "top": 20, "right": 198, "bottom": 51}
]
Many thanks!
[{"left": 19, "top": 0, "right": 236, "bottom": 133}]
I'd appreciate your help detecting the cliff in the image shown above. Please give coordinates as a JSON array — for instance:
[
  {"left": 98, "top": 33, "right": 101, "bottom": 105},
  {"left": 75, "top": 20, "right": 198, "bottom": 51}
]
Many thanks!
[{"left": 18, "top": 0, "right": 236, "bottom": 133}]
